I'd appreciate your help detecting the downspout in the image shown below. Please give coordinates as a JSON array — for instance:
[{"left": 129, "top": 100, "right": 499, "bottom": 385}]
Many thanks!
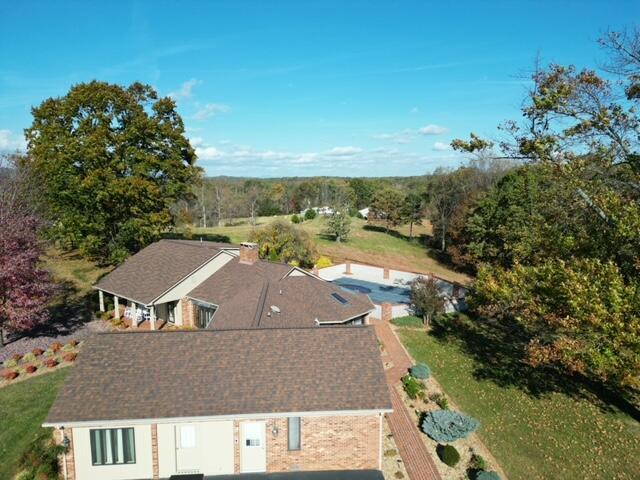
[{"left": 378, "top": 413, "right": 383, "bottom": 471}]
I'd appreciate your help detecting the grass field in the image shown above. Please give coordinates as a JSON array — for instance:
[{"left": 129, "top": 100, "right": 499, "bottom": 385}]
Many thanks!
[
  {"left": 44, "top": 247, "right": 111, "bottom": 294},
  {"left": 0, "top": 369, "right": 70, "bottom": 480},
  {"left": 396, "top": 325, "right": 640, "bottom": 480},
  {"left": 192, "top": 215, "right": 471, "bottom": 284}
]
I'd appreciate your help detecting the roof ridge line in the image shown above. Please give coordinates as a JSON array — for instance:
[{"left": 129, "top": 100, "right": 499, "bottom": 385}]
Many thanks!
[{"left": 93, "top": 324, "right": 371, "bottom": 335}]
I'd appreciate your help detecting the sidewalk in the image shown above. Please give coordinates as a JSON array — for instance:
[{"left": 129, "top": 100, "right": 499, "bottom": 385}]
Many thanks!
[{"left": 372, "top": 319, "right": 441, "bottom": 480}]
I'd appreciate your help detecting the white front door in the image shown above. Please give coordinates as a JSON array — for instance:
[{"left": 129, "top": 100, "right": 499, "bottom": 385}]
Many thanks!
[
  {"left": 175, "top": 424, "right": 200, "bottom": 473},
  {"left": 240, "top": 421, "right": 266, "bottom": 473}
]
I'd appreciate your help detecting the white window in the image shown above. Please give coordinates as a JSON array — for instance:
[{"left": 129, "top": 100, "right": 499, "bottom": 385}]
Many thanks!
[
  {"left": 90, "top": 428, "right": 136, "bottom": 465},
  {"left": 179, "top": 425, "right": 196, "bottom": 449}
]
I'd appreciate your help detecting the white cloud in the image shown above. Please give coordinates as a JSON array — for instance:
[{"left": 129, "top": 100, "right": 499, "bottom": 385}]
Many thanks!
[
  {"left": 433, "top": 141, "right": 451, "bottom": 151},
  {"left": 169, "top": 79, "right": 202, "bottom": 99},
  {"left": 189, "top": 137, "right": 204, "bottom": 147},
  {"left": 192, "top": 103, "right": 231, "bottom": 120},
  {"left": 419, "top": 124, "right": 448, "bottom": 135},
  {"left": 326, "top": 146, "right": 363, "bottom": 156},
  {"left": 372, "top": 130, "right": 414, "bottom": 144},
  {"left": 195, "top": 146, "right": 222, "bottom": 160},
  {"left": 0, "top": 129, "right": 26, "bottom": 151}
]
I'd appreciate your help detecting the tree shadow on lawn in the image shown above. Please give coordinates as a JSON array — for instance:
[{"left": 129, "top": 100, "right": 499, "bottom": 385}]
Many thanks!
[
  {"left": 5, "top": 280, "right": 96, "bottom": 344},
  {"left": 429, "top": 313, "right": 640, "bottom": 421}
]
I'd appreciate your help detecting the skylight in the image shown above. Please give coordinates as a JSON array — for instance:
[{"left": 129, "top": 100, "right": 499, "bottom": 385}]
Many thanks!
[{"left": 331, "top": 293, "right": 349, "bottom": 305}]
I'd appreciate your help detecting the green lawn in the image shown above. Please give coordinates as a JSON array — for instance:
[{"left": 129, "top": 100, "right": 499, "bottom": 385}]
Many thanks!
[
  {"left": 192, "top": 215, "right": 471, "bottom": 284},
  {"left": 397, "top": 326, "right": 640, "bottom": 480},
  {"left": 0, "top": 369, "right": 70, "bottom": 479}
]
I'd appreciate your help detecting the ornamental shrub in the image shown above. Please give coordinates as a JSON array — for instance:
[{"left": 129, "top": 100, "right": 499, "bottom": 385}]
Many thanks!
[
  {"left": 2, "top": 370, "right": 19, "bottom": 380},
  {"left": 410, "top": 363, "right": 431, "bottom": 379},
  {"left": 4, "top": 358, "right": 18, "bottom": 369},
  {"left": 402, "top": 374, "right": 423, "bottom": 400},
  {"left": 470, "top": 453, "right": 488, "bottom": 471},
  {"left": 62, "top": 343, "right": 75, "bottom": 352},
  {"left": 32, "top": 348, "right": 45, "bottom": 356},
  {"left": 19, "top": 432, "right": 65, "bottom": 480},
  {"left": 44, "top": 358, "right": 58, "bottom": 368},
  {"left": 304, "top": 208, "right": 317, "bottom": 220},
  {"left": 476, "top": 471, "right": 501, "bottom": 480},
  {"left": 436, "top": 444, "right": 460, "bottom": 467},
  {"left": 51, "top": 342, "right": 63, "bottom": 352},
  {"left": 421, "top": 410, "right": 480, "bottom": 442},
  {"left": 25, "top": 365, "right": 38, "bottom": 374},
  {"left": 23, "top": 352, "right": 36, "bottom": 363},
  {"left": 430, "top": 392, "right": 450, "bottom": 410},
  {"left": 44, "top": 348, "right": 55, "bottom": 357},
  {"left": 69, "top": 339, "right": 79, "bottom": 347},
  {"left": 12, "top": 353, "right": 22, "bottom": 362},
  {"left": 291, "top": 214, "right": 301, "bottom": 224},
  {"left": 316, "top": 256, "right": 333, "bottom": 269},
  {"left": 63, "top": 352, "right": 77, "bottom": 362}
]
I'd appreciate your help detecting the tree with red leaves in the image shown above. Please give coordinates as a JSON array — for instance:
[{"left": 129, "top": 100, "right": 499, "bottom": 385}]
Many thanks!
[{"left": 0, "top": 154, "right": 53, "bottom": 345}]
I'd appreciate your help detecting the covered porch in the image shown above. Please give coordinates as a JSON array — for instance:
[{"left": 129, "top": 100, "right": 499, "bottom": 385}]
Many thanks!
[{"left": 97, "top": 290, "right": 179, "bottom": 331}]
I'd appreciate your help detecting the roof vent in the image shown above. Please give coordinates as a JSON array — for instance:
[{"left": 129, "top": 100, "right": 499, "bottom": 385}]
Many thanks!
[{"left": 270, "top": 305, "right": 281, "bottom": 314}]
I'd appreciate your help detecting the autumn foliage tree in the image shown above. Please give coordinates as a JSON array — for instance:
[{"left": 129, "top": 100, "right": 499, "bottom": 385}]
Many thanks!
[
  {"left": 0, "top": 155, "right": 53, "bottom": 345},
  {"left": 25, "top": 81, "right": 199, "bottom": 264},
  {"left": 452, "top": 30, "right": 640, "bottom": 396}
]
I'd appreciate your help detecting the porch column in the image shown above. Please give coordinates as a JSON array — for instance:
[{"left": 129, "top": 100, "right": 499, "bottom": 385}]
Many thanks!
[
  {"left": 131, "top": 302, "right": 137, "bottom": 328},
  {"left": 114, "top": 296, "right": 120, "bottom": 319},
  {"left": 149, "top": 306, "right": 156, "bottom": 331},
  {"left": 98, "top": 290, "right": 105, "bottom": 312}
]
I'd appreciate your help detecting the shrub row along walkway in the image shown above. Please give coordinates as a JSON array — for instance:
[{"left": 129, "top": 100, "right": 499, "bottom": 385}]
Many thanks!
[{"left": 372, "top": 319, "right": 441, "bottom": 480}]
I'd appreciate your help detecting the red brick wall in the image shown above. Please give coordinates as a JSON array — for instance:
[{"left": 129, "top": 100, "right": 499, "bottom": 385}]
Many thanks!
[
  {"left": 234, "top": 414, "right": 380, "bottom": 473},
  {"left": 54, "top": 427, "right": 75, "bottom": 480},
  {"left": 239, "top": 242, "right": 259, "bottom": 264},
  {"left": 181, "top": 298, "right": 194, "bottom": 327},
  {"left": 151, "top": 424, "right": 159, "bottom": 479},
  {"left": 381, "top": 303, "right": 393, "bottom": 322}
]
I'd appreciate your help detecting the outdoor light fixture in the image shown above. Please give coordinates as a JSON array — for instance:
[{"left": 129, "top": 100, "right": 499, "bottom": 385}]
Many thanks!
[{"left": 272, "top": 424, "right": 279, "bottom": 437}]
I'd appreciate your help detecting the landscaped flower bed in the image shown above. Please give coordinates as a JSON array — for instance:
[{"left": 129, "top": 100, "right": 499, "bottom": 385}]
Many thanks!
[
  {"left": 396, "top": 361, "right": 504, "bottom": 480},
  {"left": 0, "top": 339, "right": 82, "bottom": 387}
]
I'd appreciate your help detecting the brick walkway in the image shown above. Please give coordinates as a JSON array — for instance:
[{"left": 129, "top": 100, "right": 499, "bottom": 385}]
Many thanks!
[{"left": 372, "top": 319, "right": 441, "bottom": 480}]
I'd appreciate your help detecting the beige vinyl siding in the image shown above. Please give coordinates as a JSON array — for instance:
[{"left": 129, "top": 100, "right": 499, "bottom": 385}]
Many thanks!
[
  {"left": 153, "top": 252, "right": 234, "bottom": 306},
  {"left": 73, "top": 425, "right": 153, "bottom": 480},
  {"left": 157, "top": 420, "right": 234, "bottom": 477}
]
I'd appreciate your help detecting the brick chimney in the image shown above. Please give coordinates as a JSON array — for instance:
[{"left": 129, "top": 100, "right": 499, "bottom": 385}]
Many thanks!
[{"left": 239, "top": 242, "right": 259, "bottom": 265}]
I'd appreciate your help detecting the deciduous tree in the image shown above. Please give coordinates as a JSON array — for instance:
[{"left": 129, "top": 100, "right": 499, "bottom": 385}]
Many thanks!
[
  {"left": 25, "top": 81, "right": 199, "bottom": 263},
  {"left": 410, "top": 277, "right": 446, "bottom": 326},
  {"left": 0, "top": 155, "right": 54, "bottom": 345}
]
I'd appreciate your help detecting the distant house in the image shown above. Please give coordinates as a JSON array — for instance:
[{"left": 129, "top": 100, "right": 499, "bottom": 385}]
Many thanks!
[
  {"left": 300, "top": 206, "right": 335, "bottom": 217},
  {"left": 44, "top": 327, "right": 391, "bottom": 480},
  {"left": 94, "top": 240, "right": 374, "bottom": 330}
]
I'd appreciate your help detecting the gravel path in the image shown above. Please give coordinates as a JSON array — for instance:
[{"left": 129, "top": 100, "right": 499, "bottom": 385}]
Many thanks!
[{"left": 0, "top": 319, "right": 113, "bottom": 363}]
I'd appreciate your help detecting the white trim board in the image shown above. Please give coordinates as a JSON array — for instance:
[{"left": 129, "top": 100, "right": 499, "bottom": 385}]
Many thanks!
[{"left": 43, "top": 408, "right": 392, "bottom": 429}]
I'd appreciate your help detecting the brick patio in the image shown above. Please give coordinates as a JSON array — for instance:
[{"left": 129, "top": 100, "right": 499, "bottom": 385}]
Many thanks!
[{"left": 372, "top": 319, "right": 441, "bottom": 480}]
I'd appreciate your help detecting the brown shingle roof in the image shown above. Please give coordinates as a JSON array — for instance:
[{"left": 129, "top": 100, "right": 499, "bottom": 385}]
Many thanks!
[
  {"left": 94, "top": 240, "right": 236, "bottom": 305},
  {"left": 45, "top": 327, "right": 391, "bottom": 424},
  {"left": 187, "top": 259, "right": 374, "bottom": 329}
]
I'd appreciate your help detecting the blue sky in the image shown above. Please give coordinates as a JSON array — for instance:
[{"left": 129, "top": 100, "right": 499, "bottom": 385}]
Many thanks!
[{"left": 1, "top": 1, "right": 637, "bottom": 177}]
